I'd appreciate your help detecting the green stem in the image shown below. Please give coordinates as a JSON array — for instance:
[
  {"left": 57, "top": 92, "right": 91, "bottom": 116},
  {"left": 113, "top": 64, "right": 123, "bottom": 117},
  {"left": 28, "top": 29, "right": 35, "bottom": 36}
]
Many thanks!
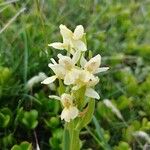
[
  {"left": 70, "top": 129, "right": 80, "bottom": 150},
  {"left": 63, "top": 124, "right": 70, "bottom": 150},
  {"left": 63, "top": 99, "right": 95, "bottom": 150}
]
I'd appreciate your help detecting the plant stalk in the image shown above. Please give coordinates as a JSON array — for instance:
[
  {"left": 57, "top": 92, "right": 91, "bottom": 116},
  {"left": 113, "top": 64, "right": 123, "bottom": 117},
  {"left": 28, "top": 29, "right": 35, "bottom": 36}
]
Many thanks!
[{"left": 70, "top": 129, "right": 80, "bottom": 150}]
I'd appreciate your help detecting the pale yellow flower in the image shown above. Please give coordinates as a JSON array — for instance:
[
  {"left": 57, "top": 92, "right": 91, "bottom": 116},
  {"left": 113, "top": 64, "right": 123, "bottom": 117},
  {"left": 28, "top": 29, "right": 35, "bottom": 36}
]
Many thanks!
[
  {"left": 49, "top": 93, "right": 79, "bottom": 122},
  {"left": 62, "top": 54, "right": 109, "bottom": 99},
  {"left": 81, "top": 54, "right": 109, "bottom": 74},
  {"left": 41, "top": 51, "right": 81, "bottom": 85},
  {"left": 69, "top": 54, "right": 109, "bottom": 99},
  {"left": 48, "top": 24, "right": 87, "bottom": 54},
  {"left": 71, "top": 70, "right": 100, "bottom": 99}
]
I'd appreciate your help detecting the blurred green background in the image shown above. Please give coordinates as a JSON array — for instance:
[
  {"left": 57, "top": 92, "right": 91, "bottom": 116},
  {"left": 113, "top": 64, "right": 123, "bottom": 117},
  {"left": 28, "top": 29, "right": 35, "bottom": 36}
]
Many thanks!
[{"left": 0, "top": 0, "right": 150, "bottom": 149}]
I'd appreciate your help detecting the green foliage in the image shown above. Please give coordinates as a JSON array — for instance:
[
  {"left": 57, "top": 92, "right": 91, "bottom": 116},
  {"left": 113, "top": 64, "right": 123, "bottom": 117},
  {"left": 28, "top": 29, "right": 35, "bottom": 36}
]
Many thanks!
[
  {"left": 21, "top": 109, "right": 38, "bottom": 129},
  {"left": 45, "top": 117, "right": 60, "bottom": 129},
  {"left": 77, "top": 99, "right": 95, "bottom": 130},
  {"left": 114, "top": 141, "right": 131, "bottom": 150},
  {"left": 0, "top": 0, "right": 150, "bottom": 149},
  {"left": 49, "top": 128, "right": 63, "bottom": 150},
  {"left": 11, "top": 141, "right": 32, "bottom": 150},
  {"left": 0, "top": 108, "right": 12, "bottom": 128},
  {"left": 0, "top": 67, "right": 12, "bottom": 85}
]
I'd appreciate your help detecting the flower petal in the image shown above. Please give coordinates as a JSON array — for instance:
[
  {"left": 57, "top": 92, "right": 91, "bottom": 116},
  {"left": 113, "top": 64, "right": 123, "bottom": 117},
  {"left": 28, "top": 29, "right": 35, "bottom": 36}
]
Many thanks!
[
  {"left": 80, "top": 55, "right": 87, "bottom": 68},
  {"left": 72, "top": 50, "right": 81, "bottom": 64},
  {"left": 41, "top": 75, "right": 57, "bottom": 84},
  {"left": 85, "top": 54, "right": 101, "bottom": 73},
  {"left": 61, "top": 107, "right": 79, "bottom": 122},
  {"left": 58, "top": 55, "right": 74, "bottom": 70},
  {"left": 73, "top": 40, "right": 87, "bottom": 51},
  {"left": 48, "top": 42, "right": 64, "bottom": 50},
  {"left": 49, "top": 95, "right": 61, "bottom": 100},
  {"left": 72, "top": 85, "right": 82, "bottom": 91},
  {"left": 58, "top": 54, "right": 72, "bottom": 64},
  {"left": 73, "top": 25, "right": 84, "bottom": 40},
  {"left": 61, "top": 93, "right": 73, "bottom": 105},
  {"left": 49, "top": 64, "right": 66, "bottom": 79},
  {"left": 88, "top": 76, "right": 99, "bottom": 87},
  {"left": 50, "top": 58, "right": 57, "bottom": 65},
  {"left": 48, "top": 63, "right": 54, "bottom": 68},
  {"left": 57, "top": 53, "right": 64, "bottom": 59},
  {"left": 61, "top": 108, "right": 70, "bottom": 122},
  {"left": 85, "top": 88, "right": 100, "bottom": 99},
  {"left": 94, "top": 67, "right": 109, "bottom": 74},
  {"left": 59, "top": 24, "right": 73, "bottom": 43},
  {"left": 64, "top": 71, "right": 75, "bottom": 85},
  {"left": 69, "top": 106, "right": 79, "bottom": 120}
]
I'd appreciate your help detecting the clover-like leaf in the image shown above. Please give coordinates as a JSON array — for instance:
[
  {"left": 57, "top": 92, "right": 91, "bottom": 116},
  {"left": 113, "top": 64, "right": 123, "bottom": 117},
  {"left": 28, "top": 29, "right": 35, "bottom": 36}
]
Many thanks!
[
  {"left": 21, "top": 110, "right": 38, "bottom": 129},
  {"left": 0, "top": 113, "right": 10, "bottom": 128},
  {"left": 11, "top": 141, "right": 32, "bottom": 150}
]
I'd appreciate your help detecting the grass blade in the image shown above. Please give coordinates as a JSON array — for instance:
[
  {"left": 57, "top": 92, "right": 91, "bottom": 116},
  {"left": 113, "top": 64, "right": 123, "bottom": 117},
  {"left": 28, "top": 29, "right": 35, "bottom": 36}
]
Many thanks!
[
  {"left": 0, "top": 7, "right": 26, "bottom": 34},
  {"left": 92, "top": 116, "right": 112, "bottom": 150},
  {"left": 0, "top": 0, "right": 19, "bottom": 6}
]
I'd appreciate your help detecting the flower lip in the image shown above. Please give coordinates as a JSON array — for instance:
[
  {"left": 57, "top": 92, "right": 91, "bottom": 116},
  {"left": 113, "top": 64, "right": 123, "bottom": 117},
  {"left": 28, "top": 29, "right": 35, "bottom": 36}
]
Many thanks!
[
  {"left": 60, "top": 93, "right": 79, "bottom": 122},
  {"left": 61, "top": 106, "right": 79, "bottom": 122}
]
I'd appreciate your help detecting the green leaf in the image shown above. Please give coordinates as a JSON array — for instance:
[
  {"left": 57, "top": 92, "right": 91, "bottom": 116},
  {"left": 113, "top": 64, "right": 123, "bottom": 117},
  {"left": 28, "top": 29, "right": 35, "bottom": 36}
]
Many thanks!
[
  {"left": 0, "top": 107, "right": 12, "bottom": 128},
  {"left": 11, "top": 141, "right": 32, "bottom": 150},
  {"left": 63, "top": 126, "right": 70, "bottom": 150},
  {"left": 77, "top": 99, "right": 95, "bottom": 130},
  {"left": 20, "top": 142, "right": 32, "bottom": 150},
  {"left": 45, "top": 117, "right": 60, "bottom": 128},
  {"left": 58, "top": 79, "right": 65, "bottom": 95},
  {"left": 114, "top": 141, "right": 131, "bottom": 150},
  {"left": 92, "top": 116, "right": 112, "bottom": 150},
  {"left": 73, "top": 86, "right": 86, "bottom": 109},
  {"left": 0, "top": 113, "right": 10, "bottom": 128},
  {"left": 2, "top": 133, "right": 14, "bottom": 147},
  {"left": 69, "top": 129, "right": 80, "bottom": 150},
  {"left": 21, "top": 110, "right": 38, "bottom": 129},
  {"left": 11, "top": 145, "right": 20, "bottom": 150}
]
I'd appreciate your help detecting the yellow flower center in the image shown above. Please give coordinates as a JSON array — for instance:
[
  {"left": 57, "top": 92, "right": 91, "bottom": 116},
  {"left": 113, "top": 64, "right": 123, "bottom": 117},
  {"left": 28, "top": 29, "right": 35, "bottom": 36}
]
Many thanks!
[
  {"left": 86, "top": 62, "right": 97, "bottom": 72},
  {"left": 64, "top": 100, "right": 72, "bottom": 108}
]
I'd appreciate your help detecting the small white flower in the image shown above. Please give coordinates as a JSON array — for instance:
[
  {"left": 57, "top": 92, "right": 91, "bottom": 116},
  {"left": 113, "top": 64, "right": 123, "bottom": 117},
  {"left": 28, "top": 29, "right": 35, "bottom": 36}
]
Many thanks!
[
  {"left": 48, "top": 24, "right": 87, "bottom": 54},
  {"left": 85, "top": 54, "right": 101, "bottom": 73},
  {"left": 61, "top": 106, "right": 79, "bottom": 122},
  {"left": 49, "top": 93, "right": 79, "bottom": 122},
  {"left": 71, "top": 69, "right": 100, "bottom": 99},
  {"left": 84, "top": 54, "right": 109, "bottom": 74},
  {"left": 60, "top": 93, "right": 79, "bottom": 122},
  {"left": 67, "top": 54, "right": 109, "bottom": 99},
  {"left": 42, "top": 52, "right": 81, "bottom": 85},
  {"left": 41, "top": 55, "right": 73, "bottom": 84},
  {"left": 57, "top": 54, "right": 74, "bottom": 70}
]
